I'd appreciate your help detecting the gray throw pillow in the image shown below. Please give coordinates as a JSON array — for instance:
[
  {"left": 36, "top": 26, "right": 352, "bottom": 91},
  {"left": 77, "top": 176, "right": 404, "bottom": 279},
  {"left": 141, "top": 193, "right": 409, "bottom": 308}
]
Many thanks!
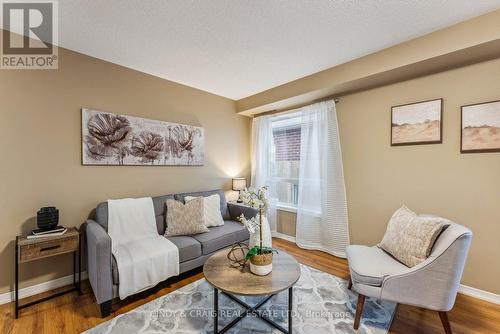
[
  {"left": 165, "top": 198, "right": 209, "bottom": 237},
  {"left": 378, "top": 205, "right": 449, "bottom": 267}
]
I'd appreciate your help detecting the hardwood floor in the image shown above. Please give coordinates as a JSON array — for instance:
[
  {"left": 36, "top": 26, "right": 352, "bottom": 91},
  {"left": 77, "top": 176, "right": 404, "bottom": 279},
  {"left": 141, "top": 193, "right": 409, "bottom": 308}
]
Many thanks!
[{"left": 1, "top": 238, "right": 499, "bottom": 333}]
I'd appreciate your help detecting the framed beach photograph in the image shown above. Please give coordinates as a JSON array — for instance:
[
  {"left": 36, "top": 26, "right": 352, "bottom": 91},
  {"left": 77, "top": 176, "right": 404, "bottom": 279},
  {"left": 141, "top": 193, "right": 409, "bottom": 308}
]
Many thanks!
[
  {"left": 461, "top": 100, "right": 500, "bottom": 153},
  {"left": 391, "top": 98, "right": 443, "bottom": 146}
]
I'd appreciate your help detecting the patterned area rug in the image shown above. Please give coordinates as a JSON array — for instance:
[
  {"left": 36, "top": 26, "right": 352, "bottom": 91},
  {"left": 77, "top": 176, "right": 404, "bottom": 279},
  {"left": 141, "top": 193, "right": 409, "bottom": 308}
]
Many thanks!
[{"left": 84, "top": 265, "right": 396, "bottom": 334}]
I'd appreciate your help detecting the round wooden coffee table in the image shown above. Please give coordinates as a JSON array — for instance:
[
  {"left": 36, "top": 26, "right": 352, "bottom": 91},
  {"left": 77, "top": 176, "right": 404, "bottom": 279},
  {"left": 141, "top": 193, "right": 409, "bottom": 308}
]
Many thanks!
[{"left": 204, "top": 248, "right": 301, "bottom": 334}]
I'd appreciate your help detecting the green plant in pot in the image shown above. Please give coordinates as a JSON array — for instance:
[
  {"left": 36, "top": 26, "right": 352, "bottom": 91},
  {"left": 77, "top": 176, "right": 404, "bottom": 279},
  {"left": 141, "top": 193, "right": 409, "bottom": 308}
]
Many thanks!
[
  {"left": 243, "top": 206, "right": 278, "bottom": 276},
  {"left": 238, "top": 186, "right": 278, "bottom": 275}
]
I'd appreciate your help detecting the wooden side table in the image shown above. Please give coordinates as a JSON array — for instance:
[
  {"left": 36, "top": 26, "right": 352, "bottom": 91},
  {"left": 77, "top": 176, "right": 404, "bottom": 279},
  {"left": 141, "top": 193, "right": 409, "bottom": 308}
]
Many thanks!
[{"left": 15, "top": 227, "right": 81, "bottom": 318}]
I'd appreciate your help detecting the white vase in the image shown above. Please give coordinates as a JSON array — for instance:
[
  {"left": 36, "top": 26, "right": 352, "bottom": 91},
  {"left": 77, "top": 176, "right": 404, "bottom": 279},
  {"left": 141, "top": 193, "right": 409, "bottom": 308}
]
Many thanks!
[{"left": 249, "top": 215, "right": 272, "bottom": 248}]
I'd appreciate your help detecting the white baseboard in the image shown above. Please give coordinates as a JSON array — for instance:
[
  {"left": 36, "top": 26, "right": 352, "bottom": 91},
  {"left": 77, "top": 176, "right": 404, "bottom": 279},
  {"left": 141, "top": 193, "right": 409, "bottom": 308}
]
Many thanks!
[
  {"left": 0, "top": 271, "right": 87, "bottom": 305},
  {"left": 1, "top": 269, "right": 498, "bottom": 308},
  {"left": 459, "top": 284, "right": 500, "bottom": 305},
  {"left": 272, "top": 231, "right": 296, "bottom": 243}
]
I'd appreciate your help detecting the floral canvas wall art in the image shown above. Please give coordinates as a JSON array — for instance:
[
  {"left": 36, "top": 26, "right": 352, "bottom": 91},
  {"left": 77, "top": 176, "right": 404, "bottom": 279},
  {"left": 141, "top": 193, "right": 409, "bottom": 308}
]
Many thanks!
[{"left": 82, "top": 108, "right": 204, "bottom": 165}]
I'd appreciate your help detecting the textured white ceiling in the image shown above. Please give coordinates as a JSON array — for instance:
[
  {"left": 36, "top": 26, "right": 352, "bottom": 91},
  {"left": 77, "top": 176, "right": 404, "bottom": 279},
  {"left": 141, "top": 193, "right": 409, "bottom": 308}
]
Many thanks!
[{"left": 58, "top": 1, "right": 500, "bottom": 99}]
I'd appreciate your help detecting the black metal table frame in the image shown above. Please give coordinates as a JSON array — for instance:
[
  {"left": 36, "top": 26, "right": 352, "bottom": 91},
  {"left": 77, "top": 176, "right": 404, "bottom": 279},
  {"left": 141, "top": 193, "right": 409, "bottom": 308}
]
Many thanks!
[
  {"left": 15, "top": 233, "right": 82, "bottom": 319},
  {"left": 213, "top": 286, "right": 293, "bottom": 334}
]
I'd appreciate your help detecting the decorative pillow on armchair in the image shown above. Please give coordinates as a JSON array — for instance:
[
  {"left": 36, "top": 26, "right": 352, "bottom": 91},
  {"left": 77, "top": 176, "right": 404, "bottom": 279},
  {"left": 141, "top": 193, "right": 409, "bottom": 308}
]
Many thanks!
[
  {"left": 185, "top": 194, "right": 224, "bottom": 227},
  {"left": 378, "top": 205, "right": 449, "bottom": 267},
  {"left": 165, "top": 198, "right": 209, "bottom": 237}
]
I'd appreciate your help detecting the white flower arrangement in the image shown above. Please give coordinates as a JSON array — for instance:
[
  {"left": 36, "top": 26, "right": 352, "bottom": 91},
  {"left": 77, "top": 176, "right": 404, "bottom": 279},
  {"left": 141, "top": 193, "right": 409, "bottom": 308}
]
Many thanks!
[
  {"left": 238, "top": 214, "right": 260, "bottom": 234},
  {"left": 237, "top": 186, "right": 269, "bottom": 233},
  {"left": 236, "top": 186, "right": 277, "bottom": 265},
  {"left": 239, "top": 186, "right": 269, "bottom": 213}
]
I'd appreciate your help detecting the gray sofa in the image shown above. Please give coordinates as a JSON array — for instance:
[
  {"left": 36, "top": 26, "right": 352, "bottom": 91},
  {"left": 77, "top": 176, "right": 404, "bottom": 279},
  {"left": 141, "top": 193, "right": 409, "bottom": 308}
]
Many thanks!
[{"left": 85, "top": 189, "right": 257, "bottom": 317}]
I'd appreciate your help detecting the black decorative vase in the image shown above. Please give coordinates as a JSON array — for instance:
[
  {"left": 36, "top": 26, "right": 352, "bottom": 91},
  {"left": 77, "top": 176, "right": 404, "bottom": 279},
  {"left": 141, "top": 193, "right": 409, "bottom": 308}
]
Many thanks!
[{"left": 36, "top": 207, "right": 59, "bottom": 231}]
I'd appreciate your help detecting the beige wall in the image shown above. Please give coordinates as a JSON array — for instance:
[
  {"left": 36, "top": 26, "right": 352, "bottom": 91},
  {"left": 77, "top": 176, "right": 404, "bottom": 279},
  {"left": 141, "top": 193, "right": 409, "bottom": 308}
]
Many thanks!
[
  {"left": 338, "top": 58, "right": 500, "bottom": 294},
  {"left": 276, "top": 210, "right": 296, "bottom": 237},
  {"left": 271, "top": 58, "right": 500, "bottom": 294},
  {"left": 0, "top": 47, "right": 251, "bottom": 294}
]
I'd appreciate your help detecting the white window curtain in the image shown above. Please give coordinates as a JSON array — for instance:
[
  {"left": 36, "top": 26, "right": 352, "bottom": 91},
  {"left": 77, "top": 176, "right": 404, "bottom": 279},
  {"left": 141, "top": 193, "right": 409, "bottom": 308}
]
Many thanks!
[
  {"left": 295, "top": 99, "right": 350, "bottom": 258},
  {"left": 250, "top": 115, "right": 278, "bottom": 232}
]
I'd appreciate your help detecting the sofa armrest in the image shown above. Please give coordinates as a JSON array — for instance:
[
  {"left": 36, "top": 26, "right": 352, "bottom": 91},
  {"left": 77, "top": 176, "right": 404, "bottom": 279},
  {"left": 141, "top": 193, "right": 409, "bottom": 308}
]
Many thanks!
[
  {"left": 85, "top": 219, "right": 113, "bottom": 304},
  {"left": 227, "top": 202, "right": 259, "bottom": 221}
]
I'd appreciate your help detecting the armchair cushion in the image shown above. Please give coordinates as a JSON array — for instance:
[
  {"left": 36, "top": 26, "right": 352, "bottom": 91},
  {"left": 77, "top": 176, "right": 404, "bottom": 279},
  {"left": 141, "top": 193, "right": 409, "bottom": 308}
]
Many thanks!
[
  {"left": 346, "top": 245, "right": 410, "bottom": 287},
  {"left": 378, "top": 206, "right": 449, "bottom": 267}
]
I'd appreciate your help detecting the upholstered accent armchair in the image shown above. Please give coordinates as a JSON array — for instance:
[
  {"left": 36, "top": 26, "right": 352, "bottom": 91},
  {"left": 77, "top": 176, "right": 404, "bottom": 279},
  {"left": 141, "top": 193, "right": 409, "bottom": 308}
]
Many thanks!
[{"left": 346, "top": 218, "right": 472, "bottom": 334}]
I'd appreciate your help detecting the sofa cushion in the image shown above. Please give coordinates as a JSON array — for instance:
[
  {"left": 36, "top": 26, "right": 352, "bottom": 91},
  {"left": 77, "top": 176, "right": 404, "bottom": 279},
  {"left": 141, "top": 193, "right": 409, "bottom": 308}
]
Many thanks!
[
  {"left": 95, "top": 194, "right": 174, "bottom": 234},
  {"left": 152, "top": 195, "right": 175, "bottom": 235},
  {"left": 175, "top": 189, "right": 230, "bottom": 220},
  {"left": 191, "top": 220, "right": 249, "bottom": 255},
  {"left": 346, "top": 245, "right": 410, "bottom": 287},
  {"left": 111, "top": 235, "right": 202, "bottom": 284},
  {"left": 166, "top": 235, "right": 202, "bottom": 262}
]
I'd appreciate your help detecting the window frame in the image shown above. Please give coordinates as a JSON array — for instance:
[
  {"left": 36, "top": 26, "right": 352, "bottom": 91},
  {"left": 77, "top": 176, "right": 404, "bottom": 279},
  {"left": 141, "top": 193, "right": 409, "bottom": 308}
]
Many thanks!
[{"left": 270, "top": 112, "right": 302, "bottom": 210}]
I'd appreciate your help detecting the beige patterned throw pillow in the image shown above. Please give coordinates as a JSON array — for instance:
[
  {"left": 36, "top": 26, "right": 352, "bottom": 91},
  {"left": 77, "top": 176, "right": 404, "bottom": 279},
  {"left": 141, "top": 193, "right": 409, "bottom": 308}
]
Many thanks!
[
  {"left": 378, "top": 206, "right": 448, "bottom": 267},
  {"left": 185, "top": 194, "right": 224, "bottom": 227},
  {"left": 165, "top": 198, "right": 209, "bottom": 237}
]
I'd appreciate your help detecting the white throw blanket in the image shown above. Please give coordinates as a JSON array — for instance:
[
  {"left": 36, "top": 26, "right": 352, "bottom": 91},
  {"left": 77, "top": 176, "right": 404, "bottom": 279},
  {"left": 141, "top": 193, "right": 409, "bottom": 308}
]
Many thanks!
[{"left": 107, "top": 197, "right": 179, "bottom": 299}]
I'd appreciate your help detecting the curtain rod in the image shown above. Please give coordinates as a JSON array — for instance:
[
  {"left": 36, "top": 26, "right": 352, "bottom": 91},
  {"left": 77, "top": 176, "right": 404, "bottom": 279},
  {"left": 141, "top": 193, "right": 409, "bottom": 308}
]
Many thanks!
[{"left": 256, "top": 96, "right": 340, "bottom": 117}]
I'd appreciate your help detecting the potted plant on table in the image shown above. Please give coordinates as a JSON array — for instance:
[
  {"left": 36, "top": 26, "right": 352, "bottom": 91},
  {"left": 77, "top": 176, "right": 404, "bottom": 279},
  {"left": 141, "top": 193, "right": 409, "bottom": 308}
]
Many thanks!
[{"left": 238, "top": 187, "right": 278, "bottom": 276}]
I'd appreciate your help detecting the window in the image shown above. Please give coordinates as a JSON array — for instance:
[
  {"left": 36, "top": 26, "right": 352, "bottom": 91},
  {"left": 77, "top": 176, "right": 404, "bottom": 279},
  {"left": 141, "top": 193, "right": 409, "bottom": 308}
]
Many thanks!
[{"left": 271, "top": 112, "right": 301, "bottom": 209}]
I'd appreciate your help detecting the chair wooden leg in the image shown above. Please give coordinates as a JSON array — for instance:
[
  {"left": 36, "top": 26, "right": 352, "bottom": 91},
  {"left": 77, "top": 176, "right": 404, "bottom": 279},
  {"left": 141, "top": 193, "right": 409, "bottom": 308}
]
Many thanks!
[
  {"left": 438, "top": 311, "right": 453, "bottom": 334},
  {"left": 348, "top": 278, "right": 352, "bottom": 290},
  {"left": 353, "top": 294, "right": 365, "bottom": 330}
]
